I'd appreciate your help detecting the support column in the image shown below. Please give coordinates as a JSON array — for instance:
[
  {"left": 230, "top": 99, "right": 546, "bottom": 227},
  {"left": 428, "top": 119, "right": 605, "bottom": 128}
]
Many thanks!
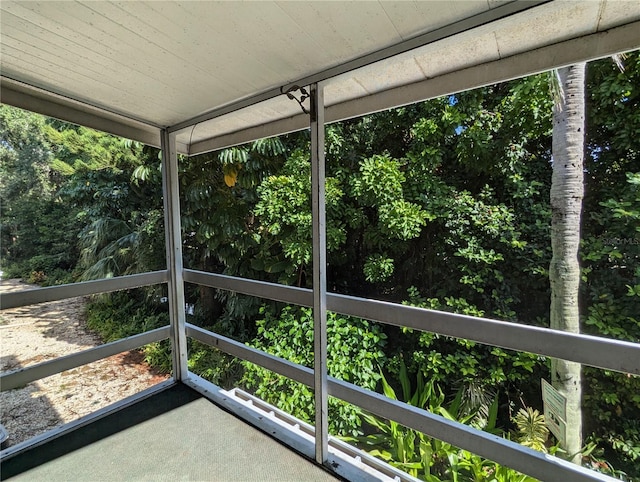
[
  {"left": 161, "top": 129, "right": 188, "bottom": 381},
  {"left": 310, "top": 83, "right": 328, "bottom": 464}
]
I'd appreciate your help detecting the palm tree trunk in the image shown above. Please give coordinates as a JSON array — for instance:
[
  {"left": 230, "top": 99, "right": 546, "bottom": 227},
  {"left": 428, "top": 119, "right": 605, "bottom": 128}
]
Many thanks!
[{"left": 550, "top": 63, "right": 586, "bottom": 463}]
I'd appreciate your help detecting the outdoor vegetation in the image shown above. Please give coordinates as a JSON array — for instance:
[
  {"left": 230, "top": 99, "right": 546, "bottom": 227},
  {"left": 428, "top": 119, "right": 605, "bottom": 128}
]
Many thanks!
[{"left": 1, "top": 52, "right": 639, "bottom": 480}]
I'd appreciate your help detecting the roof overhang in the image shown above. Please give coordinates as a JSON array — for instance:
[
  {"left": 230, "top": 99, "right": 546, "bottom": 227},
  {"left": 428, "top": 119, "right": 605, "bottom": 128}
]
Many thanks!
[{"left": 2, "top": 1, "right": 639, "bottom": 156}]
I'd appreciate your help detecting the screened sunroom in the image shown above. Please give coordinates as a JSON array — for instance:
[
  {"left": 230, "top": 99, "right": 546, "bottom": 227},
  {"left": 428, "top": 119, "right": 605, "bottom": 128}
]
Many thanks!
[{"left": 1, "top": 1, "right": 640, "bottom": 481}]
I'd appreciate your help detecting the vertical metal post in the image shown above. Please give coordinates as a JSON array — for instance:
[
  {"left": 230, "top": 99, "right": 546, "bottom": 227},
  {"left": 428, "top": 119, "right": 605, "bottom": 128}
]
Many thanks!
[
  {"left": 310, "top": 82, "right": 328, "bottom": 464},
  {"left": 161, "top": 129, "right": 189, "bottom": 381}
]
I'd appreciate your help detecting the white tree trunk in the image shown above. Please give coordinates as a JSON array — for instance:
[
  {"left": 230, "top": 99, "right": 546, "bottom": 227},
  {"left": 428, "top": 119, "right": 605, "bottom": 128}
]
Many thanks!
[{"left": 550, "top": 63, "right": 585, "bottom": 463}]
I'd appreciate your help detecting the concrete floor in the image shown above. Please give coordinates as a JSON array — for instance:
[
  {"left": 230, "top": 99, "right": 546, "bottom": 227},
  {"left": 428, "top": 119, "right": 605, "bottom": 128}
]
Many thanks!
[{"left": 1, "top": 384, "right": 341, "bottom": 482}]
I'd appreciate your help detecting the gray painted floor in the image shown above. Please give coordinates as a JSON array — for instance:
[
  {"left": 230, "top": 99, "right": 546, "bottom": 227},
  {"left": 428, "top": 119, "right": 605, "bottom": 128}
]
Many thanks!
[{"left": 7, "top": 396, "right": 340, "bottom": 481}]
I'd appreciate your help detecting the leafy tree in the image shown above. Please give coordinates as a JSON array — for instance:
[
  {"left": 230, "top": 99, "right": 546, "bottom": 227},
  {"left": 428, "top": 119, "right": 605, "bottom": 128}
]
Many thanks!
[
  {"left": 0, "top": 106, "right": 80, "bottom": 283},
  {"left": 580, "top": 52, "right": 640, "bottom": 473},
  {"left": 51, "top": 130, "right": 164, "bottom": 279},
  {"left": 255, "top": 148, "right": 347, "bottom": 285},
  {"left": 242, "top": 306, "right": 387, "bottom": 436},
  {"left": 180, "top": 136, "right": 294, "bottom": 338},
  {"left": 0, "top": 106, "right": 164, "bottom": 283}
]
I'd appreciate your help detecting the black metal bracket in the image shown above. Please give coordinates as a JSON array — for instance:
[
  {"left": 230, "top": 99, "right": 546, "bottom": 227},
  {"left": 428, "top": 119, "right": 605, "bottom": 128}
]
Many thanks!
[{"left": 282, "top": 85, "right": 310, "bottom": 115}]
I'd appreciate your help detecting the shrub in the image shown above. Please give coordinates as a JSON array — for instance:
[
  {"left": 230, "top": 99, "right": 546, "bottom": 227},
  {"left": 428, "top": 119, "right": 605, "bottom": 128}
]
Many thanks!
[{"left": 241, "top": 305, "right": 387, "bottom": 436}]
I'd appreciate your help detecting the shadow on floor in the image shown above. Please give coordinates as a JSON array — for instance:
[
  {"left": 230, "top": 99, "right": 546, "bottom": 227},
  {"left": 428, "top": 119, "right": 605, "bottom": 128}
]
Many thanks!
[
  {"left": 1, "top": 383, "right": 343, "bottom": 482},
  {"left": 0, "top": 383, "right": 199, "bottom": 480},
  {"left": 0, "top": 355, "right": 64, "bottom": 450}
]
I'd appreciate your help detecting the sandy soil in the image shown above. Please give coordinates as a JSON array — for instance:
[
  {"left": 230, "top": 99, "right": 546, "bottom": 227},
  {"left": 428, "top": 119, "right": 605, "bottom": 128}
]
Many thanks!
[{"left": 0, "top": 279, "right": 169, "bottom": 448}]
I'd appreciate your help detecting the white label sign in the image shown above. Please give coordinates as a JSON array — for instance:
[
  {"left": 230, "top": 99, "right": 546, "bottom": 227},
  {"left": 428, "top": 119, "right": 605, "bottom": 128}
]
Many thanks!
[
  {"left": 541, "top": 378, "right": 567, "bottom": 420},
  {"left": 544, "top": 407, "right": 567, "bottom": 447},
  {"left": 541, "top": 378, "right": 568, "bottom": 446}
]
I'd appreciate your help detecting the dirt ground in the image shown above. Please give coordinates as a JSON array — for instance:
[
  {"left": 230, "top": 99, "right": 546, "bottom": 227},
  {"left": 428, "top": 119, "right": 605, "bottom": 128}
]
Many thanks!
[{"left": 0, "top": 279, "right": 169, "bottom": 448}]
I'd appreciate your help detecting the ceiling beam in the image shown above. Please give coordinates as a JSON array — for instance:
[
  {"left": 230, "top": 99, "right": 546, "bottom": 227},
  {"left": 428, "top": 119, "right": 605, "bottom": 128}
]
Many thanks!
[
  {"left": 187, "top": 20, "right": 640, "bottom": 156},
  {"left": 168, "top": 0, "right": 548, "bottom": 135},
  {"left": 0, "top": 77, "right": 190, "bottom": 154}
]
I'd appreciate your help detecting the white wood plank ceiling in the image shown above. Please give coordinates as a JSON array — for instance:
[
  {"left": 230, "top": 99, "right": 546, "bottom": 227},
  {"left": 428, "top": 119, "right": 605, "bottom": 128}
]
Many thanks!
[{"left": 1, "top": 1, "right": 640, "bottom": 155}]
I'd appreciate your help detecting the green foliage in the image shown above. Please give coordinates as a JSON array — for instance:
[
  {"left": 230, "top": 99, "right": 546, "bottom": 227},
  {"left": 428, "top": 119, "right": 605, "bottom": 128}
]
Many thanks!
[
  {"left": 584, "top": 367, "right": 640, "bottom": 472},
  {"left": 254, "top": 150, "right": 347, "bottom": 284},
  {"left": 350, "top": 366, "right": 538, "bottom": 481},
  {"left": 364, "top": 254, "right": 395, "bottom": 283},
  {"left": 86, "top": 291, "right": 169, "bottom": 342},
  {"left": 581, "top": 440, "right": 632, "bottom": 480},
  {"left": 352, "top": 154, "right": 405, "bottom": 206},
  {"left": 143, "top": 340, "right": 172, "bottom": 374},
  {"left": 396, "top": 287, "right": 545, "bottom": 392},
  {"left": 180, "top": 136, "right": 299, "bottom": 339},
  {"left": 77, "top": 208, "right": 164, "bottom": 280},
  {"left": 318, "top": 77, "right": 553, "bottom": 326},
  {"left": 0, "top": 105, "right": 56, "bottom": 201},
  {"left": 85, "top": 290, "right": 172, "bottom": 374},
  {"left": 187, "top": 340, "right": 243, "bottom": 389},
  {"left": 0, "top": 106, "right": 81, "bottom": 282},
  {"left": 242, "top": 306, "right": 386, "bottom": 436},
  {"left": 578, "top": 53, "right": 640, "bottom": 476},
  {"left": 378, "top": 199, "right": 427, "bottom": 240},
  {"left": 0, "top": 200, "right": 80, "bottom": 284},
  {"left": 513, "top": 407, "right": 549, "bottom": 453},
  {"left": 58, "top": 140, "right": 164, "bottom": 280},
  {"left": 0, "top": 104, "right": 163, "bottom": 284},
  {"left": 47, "top": 126, "right": 140, "bottom": 175}
]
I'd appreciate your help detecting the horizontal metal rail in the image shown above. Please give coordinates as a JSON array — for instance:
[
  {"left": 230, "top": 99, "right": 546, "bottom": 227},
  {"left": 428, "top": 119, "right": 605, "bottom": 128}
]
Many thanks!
[
  {"left": 186, "top": 324, "right": 314, "bottom": 387},
  {"left": 186, "top": 323, "right": 614, "bottom": 482},
  {"left": 182, "top": 269, "right": 640, "bottom": 375},
  {"left": 0, "top": 271, "right": 169, "bottom": 310},
  {"left": 328, "top": 292, "right": 640, "bottom": 376},
  {"left": 0, "top": 326, "right": 170, "bottom": 391},
  {"left": 328, "top": 378, "right": 614, "bottom": 482},
  {"left": 183, "top": 269, "right": 312, "bottom": 307}
]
